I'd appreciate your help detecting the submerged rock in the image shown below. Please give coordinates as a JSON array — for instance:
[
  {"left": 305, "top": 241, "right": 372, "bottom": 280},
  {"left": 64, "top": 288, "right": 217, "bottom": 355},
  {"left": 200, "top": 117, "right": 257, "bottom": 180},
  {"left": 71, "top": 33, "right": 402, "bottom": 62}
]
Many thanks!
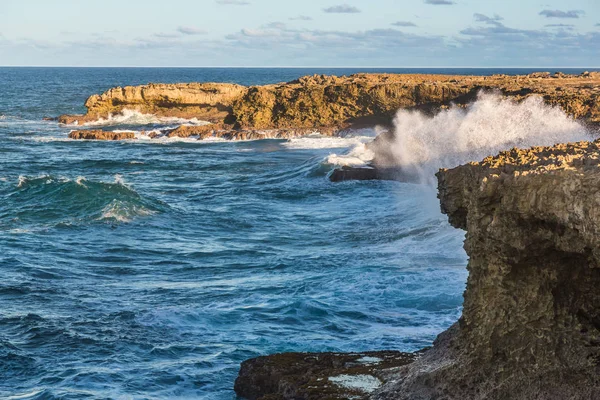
[
  {"left": 68, "top": 130, "right": 135, "bottom": 141},
  {"left": 234, "top": 351, "right": 420, "bottom": 400}
]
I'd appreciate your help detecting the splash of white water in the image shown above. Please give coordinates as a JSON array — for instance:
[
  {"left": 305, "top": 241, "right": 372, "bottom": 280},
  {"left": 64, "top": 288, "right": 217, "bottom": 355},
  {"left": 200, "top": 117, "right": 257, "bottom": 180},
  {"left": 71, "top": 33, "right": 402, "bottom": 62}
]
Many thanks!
[
  {"left": 386, "top": 92, "right": 591, "bottom": 184},
  {"left": 81, "top": 109, "right": 212, "bottom": 127}
]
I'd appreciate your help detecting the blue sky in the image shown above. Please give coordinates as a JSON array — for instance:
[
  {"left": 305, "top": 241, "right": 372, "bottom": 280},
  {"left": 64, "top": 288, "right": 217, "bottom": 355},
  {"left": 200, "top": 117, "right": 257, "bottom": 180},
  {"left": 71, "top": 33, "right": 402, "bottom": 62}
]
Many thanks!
[{"left": 1, "top": 0, "right": 598, "bottom": 66}]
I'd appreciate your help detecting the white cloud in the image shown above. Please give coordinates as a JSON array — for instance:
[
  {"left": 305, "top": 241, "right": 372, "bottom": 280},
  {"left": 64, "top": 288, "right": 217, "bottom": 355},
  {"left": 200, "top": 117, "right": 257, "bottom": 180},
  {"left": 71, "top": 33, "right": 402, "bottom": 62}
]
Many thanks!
[
  {"left": 323, "top": 4, "right": 361, "bottom": 13},
  {"left": 392, "top": 21, "right": 418, "bottom": 27},
  {"left": 539, "top": 10, "right": 585, "bottom": 19},
  {"left": 177, "top": 26, "right": 208, "bottom": 35},
  {"left": 424, "top": 0, "right": 455, "bottom": 5}
]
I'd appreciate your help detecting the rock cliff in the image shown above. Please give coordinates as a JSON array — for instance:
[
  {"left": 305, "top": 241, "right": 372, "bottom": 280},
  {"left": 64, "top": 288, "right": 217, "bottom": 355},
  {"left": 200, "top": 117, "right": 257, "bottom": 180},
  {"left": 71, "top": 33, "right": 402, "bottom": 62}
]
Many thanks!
[
  {"left": 60, "top": 72, "right": 600, "bottom": 141},
  {"left": 235, "top": 140, "right": 600, "bottom": 399}
]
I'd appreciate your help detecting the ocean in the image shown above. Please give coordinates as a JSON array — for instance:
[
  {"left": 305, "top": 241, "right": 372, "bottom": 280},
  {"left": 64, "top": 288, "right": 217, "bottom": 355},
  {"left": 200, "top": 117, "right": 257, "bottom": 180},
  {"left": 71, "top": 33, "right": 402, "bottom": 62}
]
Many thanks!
[{"left": 0, "top": 67, "right": 595, "bottom": 399}]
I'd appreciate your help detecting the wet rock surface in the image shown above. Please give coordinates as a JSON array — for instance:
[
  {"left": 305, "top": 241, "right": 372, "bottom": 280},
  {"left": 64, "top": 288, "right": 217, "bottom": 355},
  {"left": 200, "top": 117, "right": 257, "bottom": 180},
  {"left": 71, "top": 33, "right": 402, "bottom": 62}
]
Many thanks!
[
  {"left": 68, "top": 130, "right": 135, "bottom": 141},
  {"left": 234, "top": 351, "right": 420, "bottom": 400}
]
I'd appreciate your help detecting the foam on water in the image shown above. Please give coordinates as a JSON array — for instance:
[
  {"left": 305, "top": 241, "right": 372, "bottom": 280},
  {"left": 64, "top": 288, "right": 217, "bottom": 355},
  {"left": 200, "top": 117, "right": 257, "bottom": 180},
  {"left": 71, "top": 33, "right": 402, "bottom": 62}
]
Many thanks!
[
  {"left": 80, "top": 109, "right": 212, "bottom": 127},
  {"left": 4, "top": 175, "right": 165, "bottom": 229},
  {"left": 326, "top": 143, "right": 375, "bottom": 167},
  {"left": 283, "top": 136, "right": 370, "bottom": 150},
  {"left": 387, "top": 92, "right": 591, "bottom": 183}
]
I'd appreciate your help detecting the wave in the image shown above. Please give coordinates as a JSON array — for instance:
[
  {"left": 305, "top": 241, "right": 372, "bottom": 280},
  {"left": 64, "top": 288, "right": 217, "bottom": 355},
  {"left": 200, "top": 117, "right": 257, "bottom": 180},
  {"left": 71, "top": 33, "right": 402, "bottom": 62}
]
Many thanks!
[
  {"left": 81, "top": 109, "right": 212, "bottom": 127},
  {"left": 283, "top": 136, "right": 371, "bottom": 150},
  {"left": 3, "top": 175, "right": 166, "bottom": 229},
  {"left": 325, "top": 143, "right": 375, "bottom": 167},
  {"left": 380, "top": 92, "right": 591, "bottom": 184}
]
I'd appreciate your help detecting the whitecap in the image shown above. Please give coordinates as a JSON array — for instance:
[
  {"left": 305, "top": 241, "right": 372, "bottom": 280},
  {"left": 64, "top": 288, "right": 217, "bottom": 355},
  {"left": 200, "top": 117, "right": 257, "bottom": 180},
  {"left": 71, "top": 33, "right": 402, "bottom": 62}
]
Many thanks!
[
  {"left": 97, "top": 199, "right": 156, "bottom": 223},
  {"left": 282, "top": 136, "right": 369, "bottom": 150},
  {"left": 81, "top": 109, "right": 212, "bottom": 127}
]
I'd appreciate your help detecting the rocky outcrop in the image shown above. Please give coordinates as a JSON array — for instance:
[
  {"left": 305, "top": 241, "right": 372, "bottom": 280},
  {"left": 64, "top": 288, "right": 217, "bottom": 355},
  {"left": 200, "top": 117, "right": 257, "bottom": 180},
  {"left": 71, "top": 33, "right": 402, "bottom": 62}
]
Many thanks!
[
  {"left": 235, "top": 351, "right": 421, "bottom": 400},
  {"left": 58, "top": 83, "right": 247, "bottom": 125},
  {"left": 67, "top": 127, "right": 334, "bottom": 141},
  {"left": 59, "top": 72, "right": 600, "bottom": 130},
  {"left": 235, "top": 140, "right": 600, "bottom": 399},
  {"left": 68, "top": 130, "right": 135, "bottom": 140}
]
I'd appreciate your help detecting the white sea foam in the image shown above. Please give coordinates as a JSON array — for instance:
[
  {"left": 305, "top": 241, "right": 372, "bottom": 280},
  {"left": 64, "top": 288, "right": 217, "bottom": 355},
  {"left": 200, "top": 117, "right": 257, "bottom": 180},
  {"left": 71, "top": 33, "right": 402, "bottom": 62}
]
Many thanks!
[
  {"left": 81, "top": 109, "right": 212, "bottom": 127},
  {"left": 283, "top": 136, "right": 369, "bottom": 150},
  {"left": 328, "top": 374, "right": 382, "bottom": 393},
  {"left": 97, "top": 199, "right": 156, "bottom": 223},
  {"left": 326, "top": 143, "right": 375, "bottom": 167},
  {"left": 383, "top": 92, "right": 591, "bottom": 184}
]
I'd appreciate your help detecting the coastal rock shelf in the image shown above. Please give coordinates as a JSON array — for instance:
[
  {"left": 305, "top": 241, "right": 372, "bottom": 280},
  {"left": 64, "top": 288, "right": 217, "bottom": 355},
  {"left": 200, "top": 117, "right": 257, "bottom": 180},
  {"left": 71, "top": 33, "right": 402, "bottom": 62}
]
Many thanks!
[
  {"left": 61, "top": 72, "right": 600, "bottom": 141},
  {"left": 235, "top": 351, "right": 420, "bottom": 400},
  {"left": 235, "top": 140, "right": 600, "bottom": 400}
]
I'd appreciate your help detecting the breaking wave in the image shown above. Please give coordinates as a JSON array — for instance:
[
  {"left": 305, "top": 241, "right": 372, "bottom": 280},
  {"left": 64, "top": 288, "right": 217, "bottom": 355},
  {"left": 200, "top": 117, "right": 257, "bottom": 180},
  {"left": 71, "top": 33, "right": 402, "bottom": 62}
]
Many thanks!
[
  {"left": 2, "top": 175, "right": 166, "bottom": 230},
  {"left": 81, "top": 109, "right": 212, "bottom": 127},
  {"left": 381, "top": 92, "right": 591, "bottom": 183}
]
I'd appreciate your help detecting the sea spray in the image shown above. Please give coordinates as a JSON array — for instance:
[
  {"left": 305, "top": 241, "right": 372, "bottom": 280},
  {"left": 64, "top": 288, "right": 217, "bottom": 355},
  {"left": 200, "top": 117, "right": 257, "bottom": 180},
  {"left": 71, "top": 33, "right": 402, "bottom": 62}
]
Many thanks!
[
  {"left": 80, "top": 109, "right": 212, "bottom": 127},
  {"left": 387, "top": 92, "right": 590, "bottom": 184}
]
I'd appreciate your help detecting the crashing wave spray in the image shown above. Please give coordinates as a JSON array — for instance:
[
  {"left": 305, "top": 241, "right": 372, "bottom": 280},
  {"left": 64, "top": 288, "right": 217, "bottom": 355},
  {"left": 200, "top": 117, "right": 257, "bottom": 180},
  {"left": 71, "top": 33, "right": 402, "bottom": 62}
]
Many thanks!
[{"left": 385, "top": 92, "right": 591, "bottom": 184}]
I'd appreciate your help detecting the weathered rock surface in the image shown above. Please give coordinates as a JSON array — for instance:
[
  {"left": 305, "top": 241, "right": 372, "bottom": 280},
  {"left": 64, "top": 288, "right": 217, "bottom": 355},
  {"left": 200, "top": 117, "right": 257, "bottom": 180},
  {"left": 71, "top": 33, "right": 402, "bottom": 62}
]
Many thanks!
[
  {"left": 236, "top": 140, "right": 600, "bottom": 399},
  {"left": 68, "top": 130, "right": 135, "bottom": 141},
  {"left": 59, "top": 72, "right": 600, "bottom": 130},
  {"left": 234, "top": 351, "right": 421, "bottom": 400},
  {"left": 373, "top": 141, "right": 600, "bottom": 399},
  {"left": 58, "top": 83, "right": 247, "bottom": 125}
]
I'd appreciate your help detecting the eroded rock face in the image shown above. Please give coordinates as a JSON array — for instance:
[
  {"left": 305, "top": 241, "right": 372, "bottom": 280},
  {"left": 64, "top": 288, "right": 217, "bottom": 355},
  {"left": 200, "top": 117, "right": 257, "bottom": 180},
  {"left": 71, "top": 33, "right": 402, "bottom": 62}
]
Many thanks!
[
  {"left": 235, "top": 141, "right": 600, "bottom": 399},
  {"left": 58, "top": 83, "right": 247, "bottom": 125},
  {"left": 374, "top": 141, "right": 600, "bottom": 399},
  {"left": 58, "top": 73, "right": 600, "bottom": 129}
]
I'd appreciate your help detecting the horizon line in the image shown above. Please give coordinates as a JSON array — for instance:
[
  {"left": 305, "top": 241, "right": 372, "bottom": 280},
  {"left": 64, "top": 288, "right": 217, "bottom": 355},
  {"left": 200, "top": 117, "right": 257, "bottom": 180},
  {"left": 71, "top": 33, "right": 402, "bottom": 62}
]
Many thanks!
[{"left": 1, "top": 65, "right": 599, "bottom": 69}]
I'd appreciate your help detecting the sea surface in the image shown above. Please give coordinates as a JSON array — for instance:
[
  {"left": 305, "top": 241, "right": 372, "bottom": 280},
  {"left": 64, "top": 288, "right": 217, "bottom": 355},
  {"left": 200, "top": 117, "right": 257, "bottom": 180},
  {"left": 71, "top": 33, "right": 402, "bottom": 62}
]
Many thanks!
[{"left": 0, "top": 67, "right": 595, "bottom": 400}]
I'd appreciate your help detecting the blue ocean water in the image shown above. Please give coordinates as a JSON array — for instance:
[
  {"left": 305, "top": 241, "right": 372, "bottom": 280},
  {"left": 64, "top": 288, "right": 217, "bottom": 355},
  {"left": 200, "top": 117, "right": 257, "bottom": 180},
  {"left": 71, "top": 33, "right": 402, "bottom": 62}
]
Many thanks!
[{"left": 0, "top": 67, "right": 593, "bottom": 400}]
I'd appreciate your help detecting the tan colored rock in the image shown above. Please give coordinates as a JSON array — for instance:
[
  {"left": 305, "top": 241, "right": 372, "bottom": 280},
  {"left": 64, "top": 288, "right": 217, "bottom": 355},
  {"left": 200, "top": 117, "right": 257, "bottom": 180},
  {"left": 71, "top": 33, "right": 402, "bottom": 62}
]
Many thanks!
[
  {"left": 373, "top": 141, "right": 600, "bottom": 399},
  {"left": 58, "top": 73, "right": 600, "bottom": 128},
  {"left": 165, "top": 124, "right": 219, "bottom": 139},
  {"left": 68, "top": 130, "right": 135, "bottom": 141}
]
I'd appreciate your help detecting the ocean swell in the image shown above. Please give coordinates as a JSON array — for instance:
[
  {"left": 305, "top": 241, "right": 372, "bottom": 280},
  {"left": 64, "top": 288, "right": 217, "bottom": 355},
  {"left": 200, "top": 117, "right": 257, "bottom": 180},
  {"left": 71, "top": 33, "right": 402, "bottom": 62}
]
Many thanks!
[{"left": 2, "top": 175, "right": 165, "bottom": 230}]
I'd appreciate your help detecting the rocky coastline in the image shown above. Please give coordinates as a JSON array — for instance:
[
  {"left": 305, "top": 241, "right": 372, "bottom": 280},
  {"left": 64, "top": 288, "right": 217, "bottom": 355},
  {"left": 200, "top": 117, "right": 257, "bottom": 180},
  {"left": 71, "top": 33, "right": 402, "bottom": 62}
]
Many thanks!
[
  {"left": 235, "top": 140, "right": 600, "bottom": 399},
  {"left": 60, "top": 72, "right": 600, "bottom": 142}
]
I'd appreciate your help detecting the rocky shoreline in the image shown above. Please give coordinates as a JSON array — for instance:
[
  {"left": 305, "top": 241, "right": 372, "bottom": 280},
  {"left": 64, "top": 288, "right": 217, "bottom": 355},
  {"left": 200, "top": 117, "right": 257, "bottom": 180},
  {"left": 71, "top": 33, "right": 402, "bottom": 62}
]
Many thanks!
[
  {"left": 60, "top": 72, "right": 599, "bottom": 142},
  {"left": 235, "top": 140, "right": 600, "bottom": 399}
]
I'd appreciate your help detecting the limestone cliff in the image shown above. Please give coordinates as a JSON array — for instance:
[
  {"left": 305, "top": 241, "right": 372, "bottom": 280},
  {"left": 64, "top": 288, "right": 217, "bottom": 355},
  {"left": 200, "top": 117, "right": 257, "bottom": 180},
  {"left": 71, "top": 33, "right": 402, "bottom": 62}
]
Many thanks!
[
  {"left": 235, "top": 140, "right": 600, "bottom": 399},
  {"left": 58, "top": 83, "right": 247, "bottom": 125},
  {"left": 372, "top": 141, "right": 600, "bottom": 399},
  {"left": 59, "top": 72, "right": 600, "bottom": 132}
]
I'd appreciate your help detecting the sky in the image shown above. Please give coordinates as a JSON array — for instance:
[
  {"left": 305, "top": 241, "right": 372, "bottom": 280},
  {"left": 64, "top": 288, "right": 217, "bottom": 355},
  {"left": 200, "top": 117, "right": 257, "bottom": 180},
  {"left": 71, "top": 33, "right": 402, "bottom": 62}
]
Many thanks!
[{"left": 0, "top": 0, "right": 598, "bottom": 67}]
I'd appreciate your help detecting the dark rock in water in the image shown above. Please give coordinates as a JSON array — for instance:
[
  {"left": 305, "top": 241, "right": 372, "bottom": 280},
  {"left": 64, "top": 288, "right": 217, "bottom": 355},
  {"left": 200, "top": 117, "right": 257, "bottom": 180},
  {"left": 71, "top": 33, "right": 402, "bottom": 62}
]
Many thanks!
[
  {"left": 234, "top": 351, "right": 420, "bottom": 400},
  {"left": 329, "top": 166, "right": 379, "bottom": 182},
  {"left": 69, "top": 130, "right": 135, "bottom": 141}
]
